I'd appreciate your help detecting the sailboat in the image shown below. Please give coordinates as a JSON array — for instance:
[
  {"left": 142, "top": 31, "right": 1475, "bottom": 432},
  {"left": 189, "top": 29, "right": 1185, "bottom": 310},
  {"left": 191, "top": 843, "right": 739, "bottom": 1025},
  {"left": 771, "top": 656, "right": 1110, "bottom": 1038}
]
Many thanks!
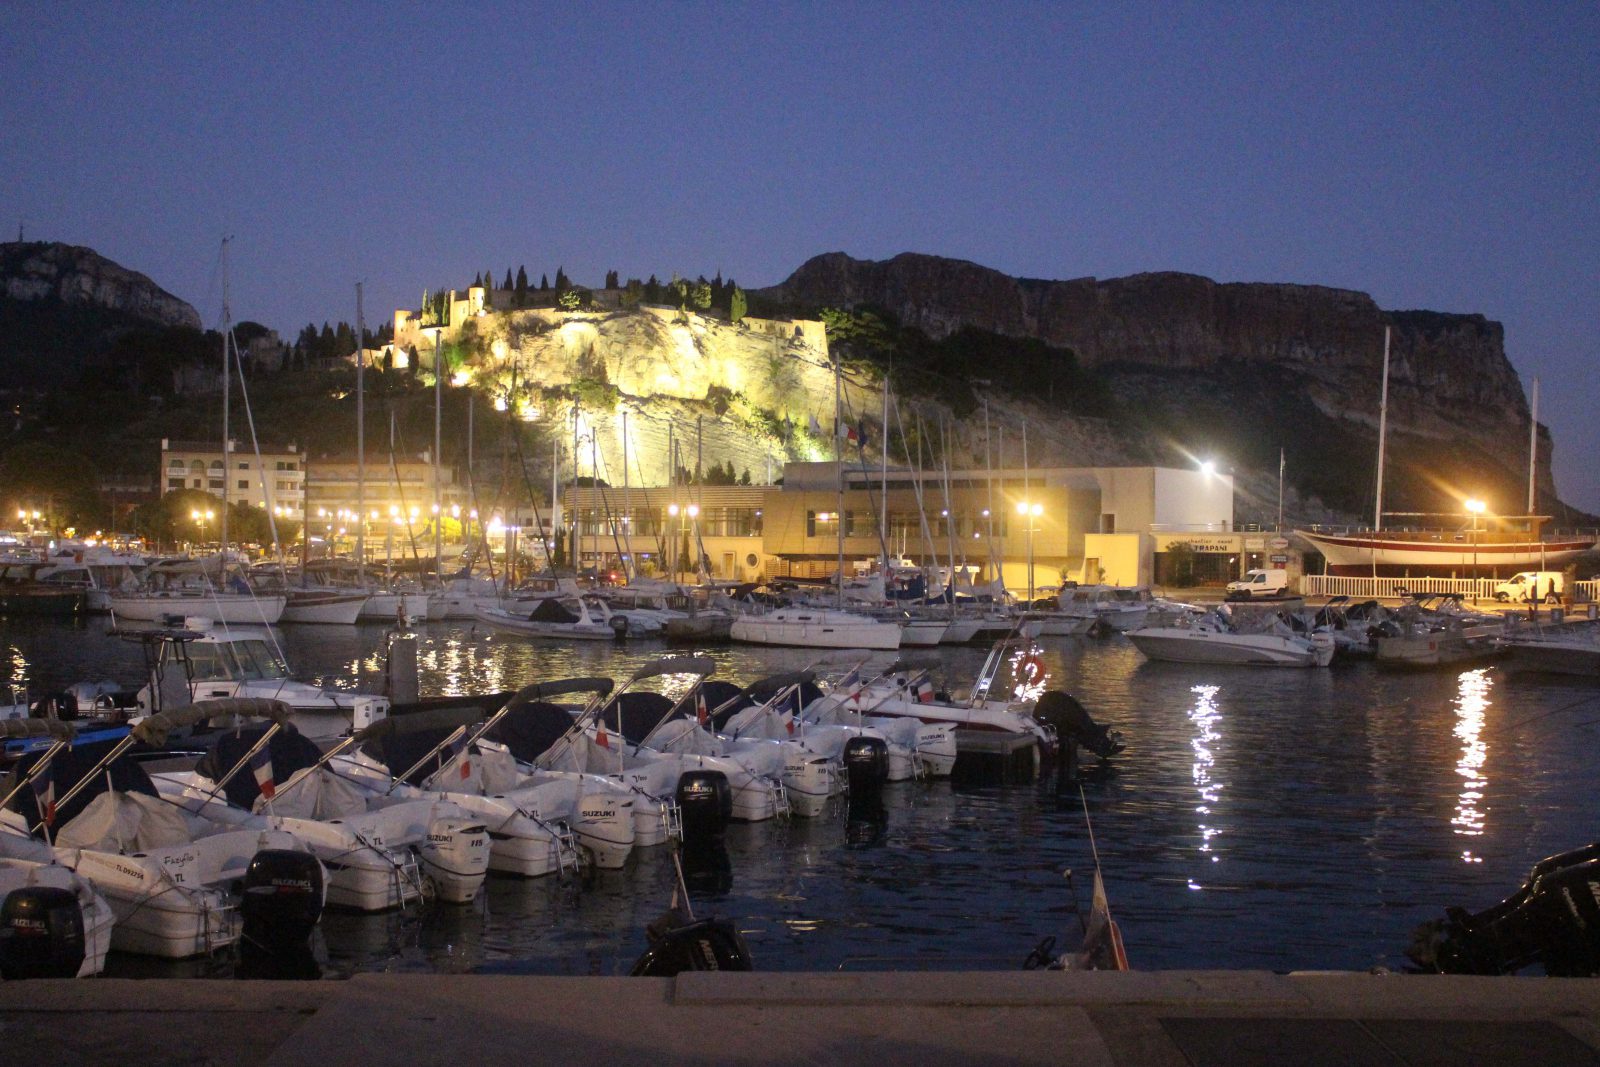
[{"left": 1296, "top": 333, "right": 1595, "bottom": 573}]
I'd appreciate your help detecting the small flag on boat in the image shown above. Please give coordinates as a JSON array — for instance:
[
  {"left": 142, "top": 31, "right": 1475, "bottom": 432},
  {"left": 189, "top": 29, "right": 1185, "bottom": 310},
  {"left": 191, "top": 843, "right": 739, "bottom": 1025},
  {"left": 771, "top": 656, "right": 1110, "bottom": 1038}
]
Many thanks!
[
  {"left": 914, "top": 678, "right": 936, "bottom": 704},
  {"left": 695, "top": 691, "right": 709, "bottom": 726},
  {"left": 30, "top": 761, "right": 56, "bottom": 827},
  {"left": 835, "top": 421, "right": 860, "bottom": 445},
  {"left": 839, "top": 667, "right": 861, "bottom": 700},
  {"left": 443, "top": 730, "right": 471, "bottom": 780},
  {"left": 596, "top": 722, "right": 610, "bottom": 749},
  {"left": 248, "top": 744, "right": 276, "bottom": 801}
]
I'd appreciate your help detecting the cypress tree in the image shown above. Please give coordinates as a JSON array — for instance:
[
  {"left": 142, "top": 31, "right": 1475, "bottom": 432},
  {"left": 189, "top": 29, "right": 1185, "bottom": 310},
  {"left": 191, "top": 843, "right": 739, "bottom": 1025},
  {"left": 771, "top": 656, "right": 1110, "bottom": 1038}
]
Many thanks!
[
  {"left": 540, "top": 273, "right": 549, "bottom": 290},
  {"left": 502, "top": 269, "right": 513, "bottom": 290}
]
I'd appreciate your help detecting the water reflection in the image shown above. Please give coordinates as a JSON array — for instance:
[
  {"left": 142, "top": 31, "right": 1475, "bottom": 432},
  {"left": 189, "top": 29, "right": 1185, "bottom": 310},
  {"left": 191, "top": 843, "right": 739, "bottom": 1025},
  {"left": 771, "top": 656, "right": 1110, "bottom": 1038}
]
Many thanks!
[
  {"left": 1187, "top": 684, "right": 1223, "bottom": 889},
  {"left": 1451, "top": 668, "right": 1492, "bottom": 864}
]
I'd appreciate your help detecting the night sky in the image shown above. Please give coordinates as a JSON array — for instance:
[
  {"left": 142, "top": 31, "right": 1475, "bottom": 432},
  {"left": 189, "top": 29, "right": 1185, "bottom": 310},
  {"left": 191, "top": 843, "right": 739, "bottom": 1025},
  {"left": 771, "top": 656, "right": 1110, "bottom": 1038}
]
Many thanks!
[{"left": 4, "top": 3, "right": 1596, "bottom": 511}]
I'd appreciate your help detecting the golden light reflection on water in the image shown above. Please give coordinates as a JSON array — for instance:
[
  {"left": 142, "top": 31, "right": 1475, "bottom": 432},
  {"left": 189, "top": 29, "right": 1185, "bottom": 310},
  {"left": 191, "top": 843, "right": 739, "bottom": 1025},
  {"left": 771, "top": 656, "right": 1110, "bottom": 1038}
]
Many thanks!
[
  {"left": 1451, "top": 668, "right": 1492, "bottom": 864},
  {"left": 1188, "top": 683, "right": 1223, "bottom": 890},
  {"left": 8, "top": 646, "right": 28, "bottom": 691},
  {"left": 1007, "top": 644, "right": 1049, "bottom": 702}
]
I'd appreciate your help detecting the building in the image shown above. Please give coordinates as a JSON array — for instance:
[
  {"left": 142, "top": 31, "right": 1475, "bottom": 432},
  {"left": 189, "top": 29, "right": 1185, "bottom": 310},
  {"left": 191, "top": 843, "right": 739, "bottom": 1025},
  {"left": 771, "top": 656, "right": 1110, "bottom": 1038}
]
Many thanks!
[
  {"left": 159, "top": 439, "right": 306, "bottom": 517},
  {"left": 560, "top": 461, "right": 1245, "bottom": 591},
  {"left": 302, "top": 453, "right": 465, "bottom": 558}
]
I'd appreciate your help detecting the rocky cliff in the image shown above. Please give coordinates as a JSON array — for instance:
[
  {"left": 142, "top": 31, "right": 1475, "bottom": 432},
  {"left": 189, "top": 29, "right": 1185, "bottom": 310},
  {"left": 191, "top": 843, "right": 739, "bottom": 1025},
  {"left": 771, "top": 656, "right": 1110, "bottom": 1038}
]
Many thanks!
[
  {"left": 0, "top": 241, "right": 200, "bottom": 330},
  {"left": 758, "top": 252, "right": 1563, "bottom": 519}
]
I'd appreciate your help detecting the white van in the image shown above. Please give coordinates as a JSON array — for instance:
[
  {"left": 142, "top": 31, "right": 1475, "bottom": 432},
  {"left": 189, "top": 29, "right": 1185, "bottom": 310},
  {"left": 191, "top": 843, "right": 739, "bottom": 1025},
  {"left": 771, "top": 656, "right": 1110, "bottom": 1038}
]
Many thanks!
[
  {"left": 1225, "top": 568, "right": 1291, "bottom": 599},
  {"left": 1493, "top": 571, "right": 1564, "bottom": 603}
]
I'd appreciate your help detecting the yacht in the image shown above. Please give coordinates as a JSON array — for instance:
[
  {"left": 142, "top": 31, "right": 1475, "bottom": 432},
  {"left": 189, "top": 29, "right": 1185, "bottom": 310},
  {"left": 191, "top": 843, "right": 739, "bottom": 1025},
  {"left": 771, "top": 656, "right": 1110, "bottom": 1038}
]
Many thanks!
[
  {"left": 731, "top": 605, "right": 902, "bottom": 651},
  {"left": 1128, "top": 607, "right": 1336, "bottom": 667}
]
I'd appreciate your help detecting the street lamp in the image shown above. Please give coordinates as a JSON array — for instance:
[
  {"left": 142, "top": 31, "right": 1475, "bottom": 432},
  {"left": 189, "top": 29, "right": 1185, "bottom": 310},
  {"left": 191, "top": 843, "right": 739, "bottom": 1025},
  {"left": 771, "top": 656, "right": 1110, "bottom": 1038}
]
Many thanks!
[
  {"left": 1465, "top": 498, "right": 1486, "bottom": 597},
  {"left": 190, "top": 507, "right": 214, "bottom": 548},
  {"left": 1017, "top": 501, "right": 1043, "bottom": 603}
]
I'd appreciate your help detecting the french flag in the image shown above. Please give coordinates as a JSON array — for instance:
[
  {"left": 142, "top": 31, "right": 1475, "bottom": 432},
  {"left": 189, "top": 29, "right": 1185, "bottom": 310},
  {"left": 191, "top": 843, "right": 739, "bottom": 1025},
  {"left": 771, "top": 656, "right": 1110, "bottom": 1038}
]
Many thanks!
[
  {"left": 596, "top": 722, "right": 610, "bottom": 749},
  {"left": 914, "top": 679, "right": 936, "bottom": 704},
  {"left": 249, "top": 745, "right": 276, "bottom": 800},
  {"left": 695, "top": 691, "right": 709, "bottom": 726},
  {"left": 444, "top": 732, "right": 472, "bottom": 780},
  {"left": 838, "top": 667, "right": 861, "bottom": 701},
  {"left": 30, "top": 761, "right": 56, "bottom": 827}
]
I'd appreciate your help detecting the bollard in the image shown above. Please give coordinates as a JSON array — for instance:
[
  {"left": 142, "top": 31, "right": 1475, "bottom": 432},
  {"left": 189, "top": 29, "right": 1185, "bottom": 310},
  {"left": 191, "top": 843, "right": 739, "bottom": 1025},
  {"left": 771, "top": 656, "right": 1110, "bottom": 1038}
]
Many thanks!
[{"left": 385, "top": 633, "right": 419, "bottom": 704}]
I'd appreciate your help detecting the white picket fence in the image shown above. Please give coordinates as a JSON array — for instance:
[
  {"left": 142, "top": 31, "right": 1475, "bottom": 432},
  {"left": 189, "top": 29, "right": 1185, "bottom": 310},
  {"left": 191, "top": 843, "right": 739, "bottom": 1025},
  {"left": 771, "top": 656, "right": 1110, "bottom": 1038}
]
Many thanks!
[{"left": 1301, "top": 575, "right": 1600, "bottom": 602}]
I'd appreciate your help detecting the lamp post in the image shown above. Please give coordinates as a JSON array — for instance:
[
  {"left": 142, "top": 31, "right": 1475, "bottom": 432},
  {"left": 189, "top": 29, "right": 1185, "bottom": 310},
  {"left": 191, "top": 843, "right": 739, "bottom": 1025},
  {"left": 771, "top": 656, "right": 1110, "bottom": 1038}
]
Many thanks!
[
  {"left": 1465, "top": 498, "right": 1485, "bottom": 598},
  {"left": 190, "top": 507, "right": 214, "bottom": 550},
  {"left": 1017, "top": 501, "right": 1042, "bottom": 604}
]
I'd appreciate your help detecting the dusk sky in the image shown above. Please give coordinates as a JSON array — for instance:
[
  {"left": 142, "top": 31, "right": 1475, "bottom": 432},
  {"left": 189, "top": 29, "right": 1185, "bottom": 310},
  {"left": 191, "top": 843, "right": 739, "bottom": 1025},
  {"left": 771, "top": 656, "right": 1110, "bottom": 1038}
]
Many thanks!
[{"left": 4, "top": 3, "right": 1596, "bottom": 511}]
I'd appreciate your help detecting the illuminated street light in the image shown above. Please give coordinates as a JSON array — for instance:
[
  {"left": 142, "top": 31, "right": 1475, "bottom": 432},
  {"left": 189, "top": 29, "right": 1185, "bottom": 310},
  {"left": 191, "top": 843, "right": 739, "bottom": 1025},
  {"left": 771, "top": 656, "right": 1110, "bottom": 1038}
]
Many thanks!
[
  {"left": 1465, "top": 498, "right": 1486, "bottom": 595},
  {"left": 1017, "top": 501, "right": 1043, "bottom": 603}
]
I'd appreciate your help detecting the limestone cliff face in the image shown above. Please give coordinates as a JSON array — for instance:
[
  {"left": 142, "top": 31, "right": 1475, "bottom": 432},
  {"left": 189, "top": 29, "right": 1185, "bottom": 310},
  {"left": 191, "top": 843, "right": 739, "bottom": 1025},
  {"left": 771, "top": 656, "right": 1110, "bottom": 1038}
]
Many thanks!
[
  {"left": 0, "top": 241, "right": 201, "bottom": 330},
  {"left": 759, "top": 252, "right": 1557, "bottom": 511}
]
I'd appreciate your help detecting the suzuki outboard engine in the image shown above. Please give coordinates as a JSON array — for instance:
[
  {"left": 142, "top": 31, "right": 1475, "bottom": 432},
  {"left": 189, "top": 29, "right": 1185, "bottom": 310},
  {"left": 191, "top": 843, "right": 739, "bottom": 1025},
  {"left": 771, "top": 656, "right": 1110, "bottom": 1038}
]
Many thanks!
[
  {"left": 0, "top": 885, "right": 86, "bottom": 980},
  {"left": 629, "top": 905, "right": 753, "bottom": 976},
  {"left": 1033, "top": 691, "right": 1124, "bottom": 760},
  {"left": 676, "top": 770, "right": 732, "bottom": 842},
  {"left": 240, "top": 848, "right": 326, "bottom": 948},
  {"left": 610, "top": 615, "right": 630, "bottom": 641},
  {"left": 420, "top": 818, "right": 492, "bottom": 904},
  {"left": 1409, "top": 843, "right": 1600, "bottom": 977},
  {"left": 843, "top": 736, "right": 890, "bottom": 794}
]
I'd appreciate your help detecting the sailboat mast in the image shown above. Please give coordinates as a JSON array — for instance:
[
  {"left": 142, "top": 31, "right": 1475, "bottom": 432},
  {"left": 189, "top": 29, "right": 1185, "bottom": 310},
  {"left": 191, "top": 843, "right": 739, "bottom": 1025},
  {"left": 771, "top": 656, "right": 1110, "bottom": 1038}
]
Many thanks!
[
  {"left": 355, "top": 282, "right": 366, "bottom": 565},
  {"left": 1527, "top": 377, "right": 1539, "bottom": 515},
  {"left": 1374, "top": 326, "right": 1390, "bottom": 532},
  {"left": 835, "top": 352, "right": 844, "bottom": 609},
  {"left": 220, "top": 237, "right": 232, "bottom": 557}
]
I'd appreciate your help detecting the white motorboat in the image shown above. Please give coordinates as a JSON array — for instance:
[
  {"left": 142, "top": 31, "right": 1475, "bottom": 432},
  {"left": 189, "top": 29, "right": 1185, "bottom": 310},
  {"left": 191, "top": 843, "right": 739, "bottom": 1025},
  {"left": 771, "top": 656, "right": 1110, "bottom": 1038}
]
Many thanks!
[
  {"left": 1057, "top": 585, "right": 1152, "bottom": 634},
  {"left": 1373, "top": 594, "right": 1504, "bottom": 670},
  {"left": 475, "top": 595, "right": 623, "bottom": 641},
  {"left": 1500, "top": 617, "right": 1600, "bottom": 677},
  {"left": 132, "top": 618, "right": 389, "bottom": 741},
  {"left": 110, "top": 588, "right": 286, "bottom": 625},
  {"left": 1128, "top": 608, "right": 1336, "bottom": 667},
  {"left": 0, "top": 857, "right": 116, "bottom": 977},
  {"left": 731, "top": 606, "right": 902, "bottom": 651},
  {"left": 1, "top": 708, "right": 327, "bottom": 958}
]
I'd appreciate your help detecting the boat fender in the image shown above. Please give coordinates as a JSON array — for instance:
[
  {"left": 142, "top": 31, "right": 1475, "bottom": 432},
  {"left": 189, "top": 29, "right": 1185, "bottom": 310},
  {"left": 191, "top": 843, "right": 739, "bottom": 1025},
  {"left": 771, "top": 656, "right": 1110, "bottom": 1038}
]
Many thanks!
[{"left": 0, "top": 885, "right": 86, "bottom": 980}]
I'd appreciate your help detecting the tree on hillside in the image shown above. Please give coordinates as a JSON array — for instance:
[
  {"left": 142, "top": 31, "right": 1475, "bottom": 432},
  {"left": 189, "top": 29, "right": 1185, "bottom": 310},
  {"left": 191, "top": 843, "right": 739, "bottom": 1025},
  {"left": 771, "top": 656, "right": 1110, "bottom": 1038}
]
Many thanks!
[
  {"left": 644, "top": 275, "right": 661, "bottom": 303},
  {"left": 540, "top": 273, "right": 549, "bottom": 291},
  {"left": 691, "top": 280, "right": 712, "bottom": 311},
  {"left": 502, "top": 268, "right": 513, "bottom": 291},
  {"left": 730, "top": 286, "right": 748, "bottom": 324},
  {"left": 604, "top": 269, "right": 619, "bottom": 289},
  {"left": 554, "top": 267, "right": 569, "bottom": 292},
  {"left": 515, "top": 267, "right": 528, "bottom": 308},
  {"left": 473, "top": 272, "right": 483, "bottom": 288},
  {"left": 483, "top": 268, "right": 493, "bottom": 292}
]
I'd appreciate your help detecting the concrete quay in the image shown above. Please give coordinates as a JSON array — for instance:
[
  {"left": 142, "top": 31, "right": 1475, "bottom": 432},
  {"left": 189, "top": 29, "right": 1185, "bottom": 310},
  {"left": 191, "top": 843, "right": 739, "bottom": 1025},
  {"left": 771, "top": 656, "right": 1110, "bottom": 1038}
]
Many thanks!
[{"left": 2, "top": 971, "right": 1598, "bottom": 1066}]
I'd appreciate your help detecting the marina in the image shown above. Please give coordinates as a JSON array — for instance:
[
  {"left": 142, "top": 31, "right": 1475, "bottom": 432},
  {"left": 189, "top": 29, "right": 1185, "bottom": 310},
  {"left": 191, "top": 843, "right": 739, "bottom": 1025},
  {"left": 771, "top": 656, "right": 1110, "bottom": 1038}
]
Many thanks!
[{"left": 3, "top": 612, "right": 1596, "bottom": 978}]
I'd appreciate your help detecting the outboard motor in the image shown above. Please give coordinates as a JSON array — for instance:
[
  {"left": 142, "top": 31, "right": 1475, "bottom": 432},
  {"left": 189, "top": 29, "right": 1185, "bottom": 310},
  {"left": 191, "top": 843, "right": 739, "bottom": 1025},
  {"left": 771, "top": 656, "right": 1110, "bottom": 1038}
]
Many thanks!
[
  {"left": 240, "top": 849, "right": 326, "bottom": 948},
  {"left": 610, "top": 615, "right": 630, "bottom": 641},
  {"left": 0, "top": 885, "right": 86, "bottom": 980},
  {"left": 676, "top": 770, "right": 732, "bottom": 842},
  {"left": 843, "top": 736, "right": 890, "bottom": 794},
  {"left": 1033, "top": 691, "right": 1124, "bottom": 760},
  {"left": 1409, "top": 843, "right": 1600, "bottom": 977},
  {"left": 629, "top": 906, "right": 753, "bottom": 976},
  {"left": 419, "top": 818, "right": 491, "bottom": 904}
]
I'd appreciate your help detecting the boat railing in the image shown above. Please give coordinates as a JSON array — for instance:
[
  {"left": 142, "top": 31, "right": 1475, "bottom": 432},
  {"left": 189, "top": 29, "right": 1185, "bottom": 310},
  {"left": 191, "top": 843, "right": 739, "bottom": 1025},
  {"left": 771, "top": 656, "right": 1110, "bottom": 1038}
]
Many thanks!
[{"left": 1304, "top": 575, "right": 1600, "bottom": 603}]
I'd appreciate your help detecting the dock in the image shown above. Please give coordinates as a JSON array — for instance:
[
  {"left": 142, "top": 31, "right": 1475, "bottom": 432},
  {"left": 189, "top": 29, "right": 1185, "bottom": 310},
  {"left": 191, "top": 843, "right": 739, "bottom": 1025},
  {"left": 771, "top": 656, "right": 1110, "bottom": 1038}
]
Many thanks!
[{"left": 2, "top": 971, "right": 1597, "bottom": 1065}]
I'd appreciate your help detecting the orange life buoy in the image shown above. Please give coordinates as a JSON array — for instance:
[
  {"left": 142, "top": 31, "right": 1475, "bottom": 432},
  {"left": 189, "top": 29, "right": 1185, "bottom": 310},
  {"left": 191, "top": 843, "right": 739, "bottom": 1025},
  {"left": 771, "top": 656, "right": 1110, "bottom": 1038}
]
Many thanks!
[{"left": 1019, "top": 653, "right": 1045, "bottom": 686}]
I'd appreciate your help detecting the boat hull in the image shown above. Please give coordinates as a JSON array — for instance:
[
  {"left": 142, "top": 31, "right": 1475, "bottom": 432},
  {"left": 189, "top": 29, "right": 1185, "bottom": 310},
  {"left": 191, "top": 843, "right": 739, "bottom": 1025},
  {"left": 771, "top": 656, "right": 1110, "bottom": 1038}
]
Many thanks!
[
  {"left": 280, "top": 592, "right": 367, "bottom": 625},
  {"left": 1128, "top": 628, "right": 1330, "bottom": 667},
  {"left": 731, "top": 610, "right": 901, "bottom": 650},
  {"left": 1297, "top": 530, "right": 1597, "bottom": 573},
  {"left": 110, "top": 592, "right": 286, "bottom": 625}
]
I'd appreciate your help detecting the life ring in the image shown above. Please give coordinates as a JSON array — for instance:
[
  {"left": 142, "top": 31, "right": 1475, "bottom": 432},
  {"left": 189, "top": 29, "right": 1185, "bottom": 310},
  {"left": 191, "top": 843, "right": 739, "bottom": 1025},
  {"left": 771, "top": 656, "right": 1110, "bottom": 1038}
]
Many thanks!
[{"left": 1019, "top": 653, "right": 1045, "bottom": 686}]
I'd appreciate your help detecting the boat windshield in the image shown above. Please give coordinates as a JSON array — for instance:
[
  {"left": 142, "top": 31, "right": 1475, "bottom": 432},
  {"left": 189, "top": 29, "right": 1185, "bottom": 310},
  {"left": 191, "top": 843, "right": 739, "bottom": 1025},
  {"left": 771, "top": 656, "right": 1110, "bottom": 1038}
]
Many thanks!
[{"left": 187, "top": 639, "right": 291, "bottom": 681}]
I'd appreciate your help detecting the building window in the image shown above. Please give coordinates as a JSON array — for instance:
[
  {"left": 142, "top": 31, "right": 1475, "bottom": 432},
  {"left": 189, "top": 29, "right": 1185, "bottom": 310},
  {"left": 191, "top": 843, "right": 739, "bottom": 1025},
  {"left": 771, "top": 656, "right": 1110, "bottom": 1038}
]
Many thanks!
[
  {"left": 209, "top": 479, "right": 224, "bottom": 490},
  {"left": 168, "top": 459, "right": 184, "bottom": 470},
  {"left": 168, "top": 477, "right": 185, "bottom": 489},
  {"left": 237, "top": 480, "right": 249, "bottom": 491},
  {"left": 238, "top": 461, "right": 250, "bottom": 470}
]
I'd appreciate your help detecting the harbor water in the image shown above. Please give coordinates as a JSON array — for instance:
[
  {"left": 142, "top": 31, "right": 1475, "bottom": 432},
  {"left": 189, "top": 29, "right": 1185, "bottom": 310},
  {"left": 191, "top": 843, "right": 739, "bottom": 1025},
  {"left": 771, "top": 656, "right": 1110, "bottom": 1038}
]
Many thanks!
[{"left": 4, "top": 616, "right": 1597, "bottom": 977}]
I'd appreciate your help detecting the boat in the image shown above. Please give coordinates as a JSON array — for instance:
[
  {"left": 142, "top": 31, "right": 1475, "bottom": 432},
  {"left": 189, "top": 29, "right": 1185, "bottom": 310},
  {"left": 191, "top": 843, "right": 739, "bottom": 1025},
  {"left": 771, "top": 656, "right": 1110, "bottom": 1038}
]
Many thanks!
[
  {"left": 130, "top": 618, "right": 390, "bottom": 741},
  {"left": 475, "top": 595, "right": 623, "bottom": 641},
  {"left": 1127, "top": 606, "right": 1336, "bottom": 667},
  {"left": 279, "top": 588, "right": 369, "bottom": 625},
  {"left": 1372, "top": 593, "right": 1504, "bottom": 670},
  {"left": 109, "top": 557, "right": 286, "bottom": 625},
  {"left": 1295, "top": 526, "right": 1597, "bottom": 573},
  {"left": 730, "top": 605, "right": 902, "bottom": 651},
  {"left": 1, "top": 706, "right": 327, "bottom": 958},
  {"left": 0, "top": 568, "right": 83, "bottom": 617},
  {"left": 0, "top": 856, "right": 116, "bottom": 978},
  {"left": 1500, "top": 616, "right": 1600, "bottom": 677}
]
